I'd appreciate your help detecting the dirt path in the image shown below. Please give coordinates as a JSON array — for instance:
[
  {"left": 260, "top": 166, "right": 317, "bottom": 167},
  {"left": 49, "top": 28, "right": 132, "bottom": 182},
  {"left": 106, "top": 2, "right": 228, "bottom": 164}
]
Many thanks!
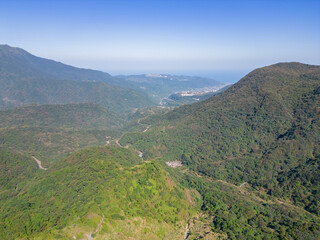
[
  {"left": 184, "top": 222, "right": 190, "bottom": 239},
  {"left": 137, "top": 117, "right": 151, "bottom": 133},
  {"left": 239, "top": 182, "right": 247, "bottom": 188},
  {"left": 92, "top": 214, "right": 105, "bottom": 237},
  {"left": 215, "top": 179, "right": 318, "bottom": 217},
  {"left": 115, "top": 139, "right": 122, "bottom": 147},
  {"left": 142, "top": 126, "right": 150, "bottom": 132},
  {"left": 32, "top": 156, "right": 47, "bottom": 170}
]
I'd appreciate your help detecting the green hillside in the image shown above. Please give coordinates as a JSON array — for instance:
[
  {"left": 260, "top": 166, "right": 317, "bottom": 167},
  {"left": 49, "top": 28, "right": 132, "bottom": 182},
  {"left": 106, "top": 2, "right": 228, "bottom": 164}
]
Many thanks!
[
  {"left": 0, "top": 103, "right": 121, "bottom": 129},
  {"left": 0, "top": 104, "right": 171, "bottom": 167},
  {"left": 0, "top": 149, "right": 38, "bottom": 190},
  {"left": 0, "top": 146, "right": 198, "bottom": 240},
  {"left": 0, "top": 126, "right": 122, "bottom": 164},
  {"left": 0, "top": 103, "right": 125, "bottom": 164},
  {"left": 120, "top": 62, "right": 320, "bottom": 238},
  {"left": 0, "top": 45, "right": 155, "bottom": 112}
]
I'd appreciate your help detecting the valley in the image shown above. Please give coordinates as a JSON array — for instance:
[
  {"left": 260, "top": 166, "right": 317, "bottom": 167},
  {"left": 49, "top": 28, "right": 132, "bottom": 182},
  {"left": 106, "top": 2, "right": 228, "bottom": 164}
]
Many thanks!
[
  {"left": 0, "top": 45, "right": 319, "bottom": 240},
  {"left": 2, "top": 0, "right": 320, "bottom": 238},
  {"left": 116, "top": 74, "right": 224, "bottom": 103}
]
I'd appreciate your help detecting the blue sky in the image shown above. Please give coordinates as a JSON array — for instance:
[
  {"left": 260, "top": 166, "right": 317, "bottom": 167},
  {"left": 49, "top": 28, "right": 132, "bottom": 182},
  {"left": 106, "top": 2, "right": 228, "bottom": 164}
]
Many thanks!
[{"left": 1, "top": 0, "right": 319, "bottom": 82}]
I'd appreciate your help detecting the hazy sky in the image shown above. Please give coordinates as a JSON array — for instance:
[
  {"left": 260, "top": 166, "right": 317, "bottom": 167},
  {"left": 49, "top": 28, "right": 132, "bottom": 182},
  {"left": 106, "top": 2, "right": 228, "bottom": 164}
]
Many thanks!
[{"left": 1, "top": 0, "right": 320, "bottom": 82}]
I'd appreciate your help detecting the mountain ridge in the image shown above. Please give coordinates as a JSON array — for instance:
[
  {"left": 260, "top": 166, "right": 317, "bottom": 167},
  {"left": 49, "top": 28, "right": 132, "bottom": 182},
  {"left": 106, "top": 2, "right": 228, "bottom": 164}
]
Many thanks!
[
  {"left": 0, "top": 44, "right": 114, "bottom": 81},
  {"left": 0, "top": 45, "right": 155, "bottom": 112}
]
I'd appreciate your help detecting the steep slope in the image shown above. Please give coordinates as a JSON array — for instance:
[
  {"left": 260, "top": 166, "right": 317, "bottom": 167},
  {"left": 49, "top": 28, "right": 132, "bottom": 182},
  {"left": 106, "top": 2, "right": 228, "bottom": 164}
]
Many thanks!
[
  {"left": 120, "top": 63, "right": 320, "bottom": 215},
  {"left": 0, "top": 146, "right": 198, "bottom": 240},
  {"left": 0, "top": 45, "right": 154, "bottom": 112}
]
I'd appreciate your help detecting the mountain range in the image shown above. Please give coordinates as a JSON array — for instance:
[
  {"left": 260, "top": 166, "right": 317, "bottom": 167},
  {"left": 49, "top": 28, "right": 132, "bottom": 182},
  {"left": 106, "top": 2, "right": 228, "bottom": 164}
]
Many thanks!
[{"left": 1, "top": 49, "right": 319, "bottom": 240}]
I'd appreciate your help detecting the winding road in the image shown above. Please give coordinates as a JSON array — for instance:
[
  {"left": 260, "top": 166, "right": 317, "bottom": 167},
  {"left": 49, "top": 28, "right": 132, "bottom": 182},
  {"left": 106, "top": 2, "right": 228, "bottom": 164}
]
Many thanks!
[
  {"left": 32, "top": 156, "right": 47, "bottom": 170},
  {"left": 113, "top": 118, "right": 152, "bottom": 159}
]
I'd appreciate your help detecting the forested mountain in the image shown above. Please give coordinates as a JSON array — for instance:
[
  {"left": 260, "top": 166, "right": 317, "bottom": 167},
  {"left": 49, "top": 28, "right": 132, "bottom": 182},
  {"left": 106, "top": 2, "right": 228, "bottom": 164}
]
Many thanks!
[
  {"left": 121, "top": 62, "right": 320, "bottom": 180},
  {"left": 0, "top": 45, "right": 154, "bottom": 112},
  {"left": 120, "top": 62, "right": 320, "bottom": 238}
]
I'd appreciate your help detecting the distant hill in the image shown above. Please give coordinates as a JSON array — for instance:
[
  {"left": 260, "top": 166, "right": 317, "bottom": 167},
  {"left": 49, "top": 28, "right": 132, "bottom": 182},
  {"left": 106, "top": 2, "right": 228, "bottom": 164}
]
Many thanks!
[
  {"left": 117, "top": 74, "right": 224, "bottom": 102},
  {"left": 0, "top": 45, "right": 154, "bottom": 112},
  {"left": 120, "top": 63, "right": 320, "bottom": 224},
  {"left": 0, "top": 44, "right": 125, "bottom": 84}
]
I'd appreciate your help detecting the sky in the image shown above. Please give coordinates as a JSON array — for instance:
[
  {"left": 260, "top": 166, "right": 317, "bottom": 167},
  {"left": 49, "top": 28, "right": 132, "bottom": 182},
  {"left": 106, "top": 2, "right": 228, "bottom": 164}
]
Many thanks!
[{"left": 1, "top": 0, "right": 320, "bottom": 82}]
